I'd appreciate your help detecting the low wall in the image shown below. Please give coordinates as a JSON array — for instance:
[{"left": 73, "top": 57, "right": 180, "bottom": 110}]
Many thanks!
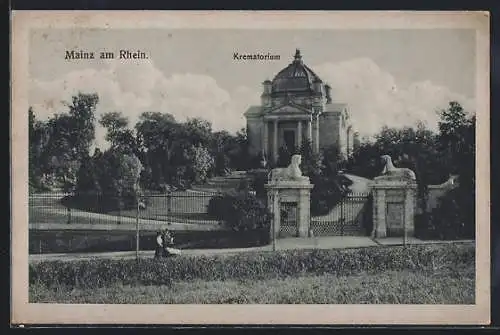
[{"left": 425, "top": 176, "right": 459, "bottom": 213}]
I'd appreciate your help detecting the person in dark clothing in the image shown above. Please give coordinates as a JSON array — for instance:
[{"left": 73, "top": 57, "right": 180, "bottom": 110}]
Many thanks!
[
  {"left": 162, "top": 229, "right": 175, "bottom": 257},
  {"left": 154, "top": 230, "right": 164, "bottom": 259}
]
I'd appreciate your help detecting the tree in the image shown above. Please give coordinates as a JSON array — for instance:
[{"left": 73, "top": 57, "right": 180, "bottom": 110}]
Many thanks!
[
  {"left": 75, "top": 154, "right": 100, "bottom": 194},
  {"left": 348, "top": 122, "right": 448, "bottom": 185},
  {"left": 135, "top": 111, "right": 180, "bottom": 187},
  {"left": 64, "top": 92, "right": 99, "bottom": 161},
  {"left": 93, "top": 149, "right": 143, "bottom": 211},
  {"left": 183, "top": 144, "right": 215, "bottom": 185},
  {"left": 29, "top": 93, "right": 99, "bottom": 191},
  {"left": 42, "top": 113, "right": 81, "bottom": 189},
  {"left": 320, "top": 144, "right": 342, "bottom": 178},
  {"left": 99, "top": 111, "right": 138, "bottom": 154},
  {"left": 438, "top": 101, "right": 475, "bottom": 177},
  {"left": 28, "top": 107, "right": 50, "bottom": 191},
  {"left": 183, "top": 117, "right": 213, "bottom": 148},
  {"left": 210, "top": 130, "right": 234, "bottom": 175},
  {"left": 299, "top": 139, "right": 323, "bottom": 177},
  {"left": 233, "top": 127, "right": 250, "bottom": 170},
  {"left": 427, "top": 101, "right": 476, "bottom": 238}
]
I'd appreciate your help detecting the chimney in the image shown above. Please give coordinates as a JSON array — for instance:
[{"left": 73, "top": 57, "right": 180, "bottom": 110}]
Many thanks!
[
  {"left": 262, "top": 79, "right": 272, "bottom": 94},
  {"left": 324, "top": 84, "right": 332, "bottom": 104}
]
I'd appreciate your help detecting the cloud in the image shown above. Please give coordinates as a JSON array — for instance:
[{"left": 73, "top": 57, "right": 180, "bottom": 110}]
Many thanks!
[
  {"left": 29, "top": 57, "right": 475, "bottom": 150},
  {"left": 29, "top": 59, "right": 259, "bottom": 150},
  {"left": 313, "top": 58, "right": 476, "bottom": 136}
]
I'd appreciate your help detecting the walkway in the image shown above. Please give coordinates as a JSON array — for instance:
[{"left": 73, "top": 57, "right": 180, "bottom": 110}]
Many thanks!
[{"left": 343, "top": 173, "right": 372, "bottom": 194}]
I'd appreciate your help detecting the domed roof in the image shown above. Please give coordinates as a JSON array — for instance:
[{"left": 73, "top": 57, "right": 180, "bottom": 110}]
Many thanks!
[{"left": 271, "top": 49, "right": 322, "bottom": 93}]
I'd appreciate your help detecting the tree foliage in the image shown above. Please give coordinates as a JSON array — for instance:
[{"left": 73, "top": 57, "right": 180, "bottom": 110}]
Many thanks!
[
  {"left": 183, "top": 144, "right": 215, "bottom": 185},
  {"left": 346, "top": 101, "right": 475, "bottom": 239},
  {"left": 134, "top": 112, "right": 247, "bottom": 189},
  {"left": 28, "top": 93, "right": 99, "bottom": 192}
]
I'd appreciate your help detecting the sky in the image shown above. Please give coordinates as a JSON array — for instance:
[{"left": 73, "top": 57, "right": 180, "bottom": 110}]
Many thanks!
[{"left": 28, "top": 28, "right": 477, "bottom": 149}]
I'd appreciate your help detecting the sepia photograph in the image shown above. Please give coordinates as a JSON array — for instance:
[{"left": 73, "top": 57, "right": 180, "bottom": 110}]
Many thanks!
[{"left": 11, "top": 11, "right": 490, "bottom": 325}]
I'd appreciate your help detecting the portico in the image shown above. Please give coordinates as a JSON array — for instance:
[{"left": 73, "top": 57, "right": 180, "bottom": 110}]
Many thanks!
[{"left": 261, "top": 112, "right": 320, "bottom": 162}]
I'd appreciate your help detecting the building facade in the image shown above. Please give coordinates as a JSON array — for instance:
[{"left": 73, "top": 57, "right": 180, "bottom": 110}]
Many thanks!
[{"left": 244, "top": 49, "right": 358, "bottom": 163}]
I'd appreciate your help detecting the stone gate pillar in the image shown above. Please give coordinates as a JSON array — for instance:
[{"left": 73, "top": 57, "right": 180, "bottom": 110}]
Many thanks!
[
  {"left": 265, "top": 154, "right": 313, "bottom": 239},
  {"left": 371, "top": 155, "right": 418, "bottom": 239},
  {"left": 265, "top": 181, "right": 313, "bottom": 238}
]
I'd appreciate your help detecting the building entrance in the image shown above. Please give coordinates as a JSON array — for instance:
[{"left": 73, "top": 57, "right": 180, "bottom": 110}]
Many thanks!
[{"left": 283, "top": 130, "right": 296, "bottom": 151}]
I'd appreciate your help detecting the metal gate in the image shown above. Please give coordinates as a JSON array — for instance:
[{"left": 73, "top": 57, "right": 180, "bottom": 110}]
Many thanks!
[
  {"left": 279, "top": 201, "right": 298, "bottom": 237},
  {"left": 310, "top": 193, "right": 372, "bottom": 237}
]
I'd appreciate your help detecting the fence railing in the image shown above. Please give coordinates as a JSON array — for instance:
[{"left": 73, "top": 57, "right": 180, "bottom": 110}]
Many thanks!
[
  {"left": 29, "top": 191, "right": 374, "bottom": 238},
  {"left": 29, "top": 190, "right": 223, "bottom": 227}
]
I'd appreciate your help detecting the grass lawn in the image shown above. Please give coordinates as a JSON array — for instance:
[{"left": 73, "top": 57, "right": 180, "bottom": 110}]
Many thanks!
[{"left": 30, "top": 264, "right": 475, "bottom": 304}]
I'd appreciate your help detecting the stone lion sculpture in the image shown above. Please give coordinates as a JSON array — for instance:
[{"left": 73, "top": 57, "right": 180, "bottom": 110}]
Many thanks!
[
  {"left": 269, "top": 154, "right": 309, "bottom": 182},
  {"left": 380, "top": 155, "right": 416, "bottom": 180}
]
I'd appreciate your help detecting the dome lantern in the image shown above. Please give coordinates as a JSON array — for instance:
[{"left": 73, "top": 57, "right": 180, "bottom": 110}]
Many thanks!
[
  {"left": 293, "top": 48, "right": 303, "bottom": 63},
  {"left": 270, "top": 49, "right": 323, "bottom": 93}
]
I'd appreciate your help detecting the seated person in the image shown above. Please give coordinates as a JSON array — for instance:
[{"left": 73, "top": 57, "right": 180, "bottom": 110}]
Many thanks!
[{"left": 154, "top": 230, "right": 164, "bottom": 258}]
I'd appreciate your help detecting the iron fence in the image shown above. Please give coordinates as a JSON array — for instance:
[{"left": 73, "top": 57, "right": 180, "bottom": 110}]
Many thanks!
[
  {"left": 28, "top": 190, "right": 223, "bottom": 226},
  {"left": 29, "top": 191, "right": 374, "bottom": 238},
  {"left": 310, "top": 193, "right": 372, "bottom": 237}
]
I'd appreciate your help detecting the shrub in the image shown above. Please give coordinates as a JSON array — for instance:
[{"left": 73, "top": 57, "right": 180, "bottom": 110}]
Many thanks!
[
  {"left": 29, "top": 243, "right": 474, "bottom": 290},
  {"left": 207, "top": 190, "right": 271, "bottom": 245},
  {"left": 208, "top": 191, "right": 271, "bottom": 230},
  {"left": 207, "top": 192, "right": 229, "bottom": 221},
  {"left": 419, "top": 188, "right": 475, "bottom": 240},
  {"left": 247, "top": 169, "right": 268, "bottom": 199}
]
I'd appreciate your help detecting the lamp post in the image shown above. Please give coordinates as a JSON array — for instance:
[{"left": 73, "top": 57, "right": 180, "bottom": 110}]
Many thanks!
[
  {"left": 403, "top": 184, "right": 407, "bottom": 248},
  {"left": 271, "top": 192, "right": 276, "bottom": 252},
  {"left": 135, "top": 187, "right": 140, "bottom": 261}
]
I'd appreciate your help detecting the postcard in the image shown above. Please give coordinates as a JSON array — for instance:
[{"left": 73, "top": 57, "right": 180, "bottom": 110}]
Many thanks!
[{"left": 11, "top": 10, "right": 490, "bottom": 325}]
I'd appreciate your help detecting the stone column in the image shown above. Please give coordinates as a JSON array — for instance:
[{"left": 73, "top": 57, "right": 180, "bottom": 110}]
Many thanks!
[
  {"left": 273, "top": 120, "right": 278, "bottom": 163},
  {"left": 374, "top": 188, "right": 387, "bottom": 238},
  {"left": 298, "top": 188, "right": 312, "bottom": 237},
  {"left": 272, "top": 190, "right": 280, "bottom": 238},
  {"left": 314, "top": 115, "right": 320, "bottom": 153},
  {"left": 262, "top": 120, "right": 268, "bottom": 156},
  {"left": 297, "top": 120, "right": 302, "bottom": 149},
  {"left": 404, "top": 184, "right": 417, "bottom": 237},
  {"left": 307, "top": 119, "right": 312, "bottom": 143}
]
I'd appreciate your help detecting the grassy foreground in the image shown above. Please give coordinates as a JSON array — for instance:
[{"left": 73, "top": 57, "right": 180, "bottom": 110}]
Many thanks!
[
  {"left": 29, "top": 243, "right": 475, "bottom": 304},
  {"left": 31, "top": 266, "right": 474, "bottom": 304}
]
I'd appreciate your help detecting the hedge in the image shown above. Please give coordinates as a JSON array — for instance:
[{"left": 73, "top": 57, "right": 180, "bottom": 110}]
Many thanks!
[{"left": 30, "top": 243, "right": 474, "bottom": 290}]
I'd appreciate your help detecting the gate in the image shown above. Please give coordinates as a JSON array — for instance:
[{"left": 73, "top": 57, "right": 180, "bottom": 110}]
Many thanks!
[
  {"left": 279, "top": 201, "right": 298, "bottom": 237},
  {"left": 310, "top": 193, "right": 372, "bottom": 237}
]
